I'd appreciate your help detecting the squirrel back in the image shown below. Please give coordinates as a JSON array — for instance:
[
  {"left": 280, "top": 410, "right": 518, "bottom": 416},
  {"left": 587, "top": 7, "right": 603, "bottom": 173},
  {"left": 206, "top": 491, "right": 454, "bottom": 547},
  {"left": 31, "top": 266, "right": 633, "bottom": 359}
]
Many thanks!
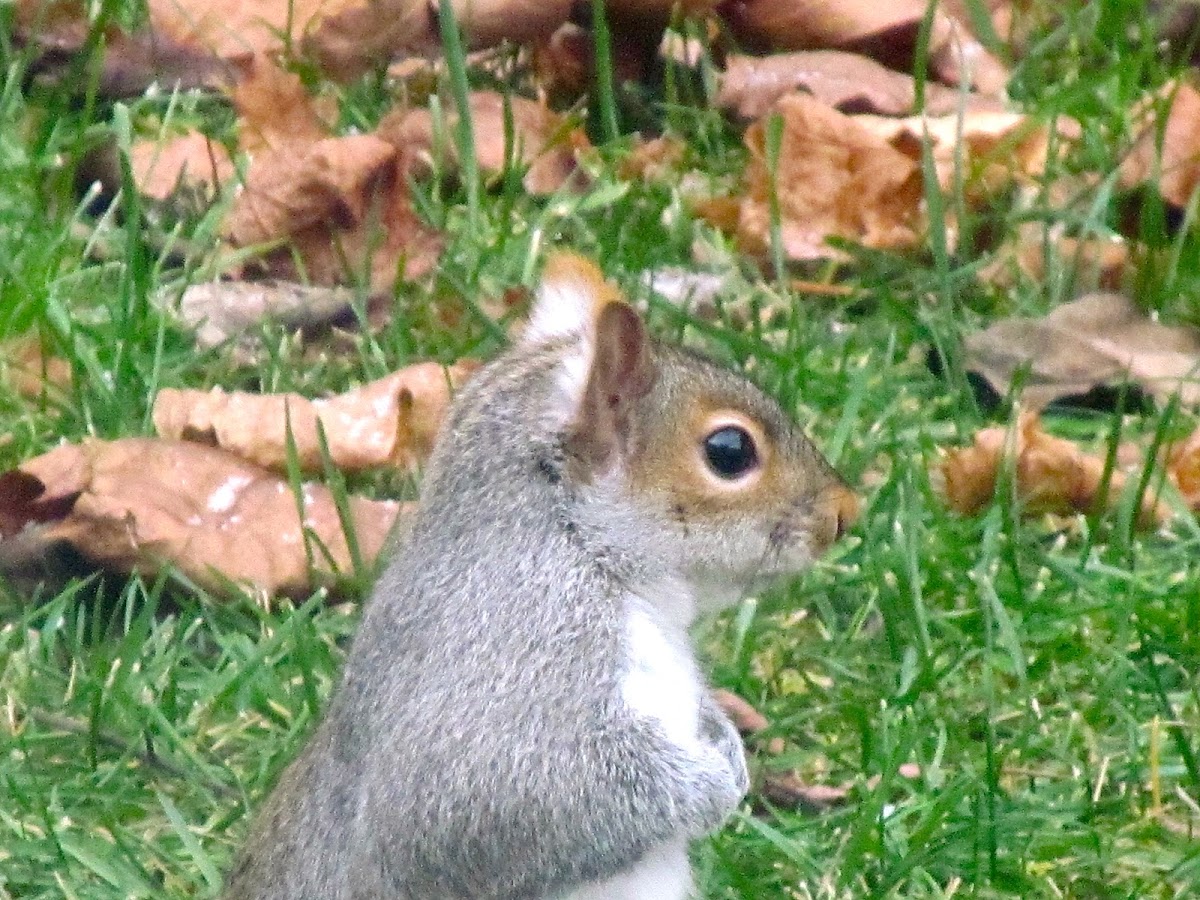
[{"left": 222, "top": 253, "right": 857, "bottom": 900}]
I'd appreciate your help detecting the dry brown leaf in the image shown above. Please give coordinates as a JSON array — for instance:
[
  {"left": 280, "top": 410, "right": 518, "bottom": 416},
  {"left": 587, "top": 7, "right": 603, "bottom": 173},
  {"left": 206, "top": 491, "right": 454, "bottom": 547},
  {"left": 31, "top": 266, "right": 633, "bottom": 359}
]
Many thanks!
[
  {"left": 301, "top": 0, "right": 433, "bottom": 81},
  {"left": 927, "top": 15, "right": 1009, "bottom": 97},
  {"left": 720, "top": 0, "right": 932, "bottom": 51},
  {"left": 129, "top": 133, "right": 234, "bottom": 201},
  {"left": 15, "top": 0, "right": 231, "bottom": 97},
  {"left": 436, "top": 0, "right": 573, "bottom": 48},
  {"left": 711, "top": 689, "right": 770, "bottom": 734},
  {"left": 219, "top": 57, "right": 443, "bottom": 291},
  {"left": 148, "top": 0, "right": 397, "bottom": 74},
  {"left": 759, "top": 772, "right": 855, "bottom": 812},
  {"left": 226, "top": 134, "right": 398, "bottom": 246},
  {"left": 1167, "top": 426, "right": 1200, "bottom": 510},
  {"left": 5, "top": 438, "right": 406, "bottom": 597},
  {"left": 759, "top": 763, "right": 922, "bottom": 813},
  {"left": 963, "top": 292, "right": 1200, "bottom": 411},
  {"left": 618, "top": 135, "right": 688, "bottom": 182},
  {"left": 166, "top": 280, "right": 359, "bottom": 356},
  {"left": 225, "top": 132, "right": 442, "bottom": 291},
  {"left": 856, "top": 110, "right": 1070, "bottom": 200},
  {"left": 378, "top": 91, "right": 590, "bottom": 195},
  {"left": 299, "top": 0, "right": 572, "bottom": 80},
  {"left": 531, "top": 22, "right": 593, "bottom": 101},
  {"left": 719, "top": 0, "right": 1007, "bottom": 95},
  {"left": 531, "top": 19, "right": 669, "bottom": 105},
  {"left": 1120, "top": 81, "right": 1200, "bottom": 210},
  {"left": 940, "top": 412, "right": 1168, "bottom": 525},
  {"left": 232, "top": 55, "right": 335, "bottom": 154},
  {"left": 0, "top": 468, "right": 77, "bottom": 539},
  {"left": 153, "top": 361, "right": 478, "bottom": 474},
  {"left": 716, "top": 92, "right": 924, "bottom": 261},
  {"left": 978, "top": 223, "right": 1130, "bottom": 293},
  {"left": 147, "top": 0, "right": 441, "bottom": 81},
  {"left": 2, "top": 334, "right": 72, "bottom": 401},
  {"left": 604, "top": 0, "right": 717, "bottom": 26},
  {"left": 717, "top": 50, "right": 1001, "bottom": 122}
]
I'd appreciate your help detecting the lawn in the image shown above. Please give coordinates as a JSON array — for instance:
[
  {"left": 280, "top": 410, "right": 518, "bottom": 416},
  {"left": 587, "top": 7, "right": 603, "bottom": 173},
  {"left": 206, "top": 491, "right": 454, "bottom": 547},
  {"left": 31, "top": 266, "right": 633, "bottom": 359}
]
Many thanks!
[{"left": 2, "top": 1, "right": 1200, "bottom": 898}]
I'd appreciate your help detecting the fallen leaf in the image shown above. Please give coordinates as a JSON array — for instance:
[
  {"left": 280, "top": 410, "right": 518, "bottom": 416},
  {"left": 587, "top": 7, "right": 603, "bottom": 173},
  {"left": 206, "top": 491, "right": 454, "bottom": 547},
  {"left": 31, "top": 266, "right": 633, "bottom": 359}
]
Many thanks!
[
  {"left": 147, "top": 0, "right": 429, "bottom": 79},
  {"left": 226, "top": 134, "right": 398, "bottom": 247},
  {"left": 15, "top": 0, "right": 231, "bottom": 97},
  {"left": 939, "top": 412, "right": 1168, "bottom": 524},
  {"left": 4, "top": 438, "right": 406, "bottom": 597},
  {"left": 618, "top": 135, "right": 688, "bottom": 182},
  {"left": 717, "top": 50, "right": 1001, "bottom": 122},
  {"left": 2, "top": 334, "right": 73, "bottom": 401},
  {"left": 1167, "top": 425, "right": 1200, "bottom": 510},
  {"left": 1120, "top": 81, "right": 1200, "bottom": 210},
  {"left": 218, "top": 57, "right": 443, "bottom": 292},
  {"left": 759, "top": 763, "right": 922, "bottom": 813},
  {"left": 759, "top": 772, "right": 853, "bottom": 812},
  {"left": 712, "top": 689, "right": 770, "bottom": 734},
  {"left": 280, "top": 177, "right": 444, "bottom": 291},
  {"left": 152, "top": 361, "right": 478, "bottom": 474},
  {"left": 531, "top": 22, "right": 593, "bottom": 102},
  {"left": 962, "top": 292, "right": 1200, "bottom": 411},
  {"left": 0, "top": 469, "right": 77, "bottom": 538},
  {"left": 604, "top": 0, "right": 718, "bottom": 26},
  {"left": 232, "top": 55, "right": 336, "bottom": 155},
  {"left": 129, "top": 132, "right": 234, "bottom": 202},
  {"left": 927, "top": 14, "right": 1009, "bottom": 97},
  {"left": 855, "top": 109, "right": 1071, "bottom": 201},
  {"left": 712, "top": 92, "right": 924, "bottom": 261},
  {"left": 942, "top": 0, "right": 1046, "bottom": 55},
  {"left": 300, "top": 0, "right": 433, "bottom": 81},
  {"left": 163, "top": 280, "right": 359, "bottom": 359},
  {"left": 225, "top": 130, "right": 442, "bottom": 291},
  {"left": 377, "top": 91, "right": 590, "bottom": 195},
  {"left": 978, "top": 223, "right": 1130, "bottom": 293},
  {"left": 437, "top": 0, "right": 573, "bottom": 49},
  {"left": 719, "top": 0, "right": 1008, "bottom": 95}
]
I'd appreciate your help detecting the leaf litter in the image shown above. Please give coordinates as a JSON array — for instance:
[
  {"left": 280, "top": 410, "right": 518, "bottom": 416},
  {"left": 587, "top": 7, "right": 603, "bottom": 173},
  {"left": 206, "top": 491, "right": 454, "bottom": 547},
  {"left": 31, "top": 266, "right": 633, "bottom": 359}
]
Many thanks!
[{"left": 9, "top": 0, "right": 1200, "bottom": 595}]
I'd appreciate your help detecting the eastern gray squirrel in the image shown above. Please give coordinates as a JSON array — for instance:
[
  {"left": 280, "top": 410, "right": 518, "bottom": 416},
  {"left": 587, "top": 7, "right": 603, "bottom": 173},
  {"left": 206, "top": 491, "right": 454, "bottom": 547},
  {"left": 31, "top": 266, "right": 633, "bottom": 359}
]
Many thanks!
[{"left": 223, "top": 253, "right": 858, "bottom": 899}]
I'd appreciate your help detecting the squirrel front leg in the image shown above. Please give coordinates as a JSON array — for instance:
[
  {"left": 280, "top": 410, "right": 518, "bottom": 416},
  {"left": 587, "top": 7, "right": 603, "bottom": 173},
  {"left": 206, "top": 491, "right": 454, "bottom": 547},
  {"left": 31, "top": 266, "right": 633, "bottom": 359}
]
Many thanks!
[{"left": 698, "top": 692, "right": 751, "bottom": 800}]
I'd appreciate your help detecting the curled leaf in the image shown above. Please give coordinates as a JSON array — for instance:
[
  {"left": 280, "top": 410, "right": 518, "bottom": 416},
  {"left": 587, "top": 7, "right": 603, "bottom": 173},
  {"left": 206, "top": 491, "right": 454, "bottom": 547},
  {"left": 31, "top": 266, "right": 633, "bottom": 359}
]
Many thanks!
[
  {"left": 939, "top": 412, "right": 1168, "bottom": 525},
  {"left": 1120, "top": 81, "right": 1200, "bottom": 210},
  {"left": 717, "top": 50, "right": 998, "bottom": 122},
  {"left": 5, "top": 438, "right": 408, "bottom": 598},
  {"left": 378, "top": 91, "right": 591, "bottom": 195},
  {"left": 713, "top": 92, "right": 924, "bottom": 261},
  {"left": 152, "top": 361, "right": 478, "bottom": 474},
  {"left": 129, "top": 132, "right": 234, "bottom": 201},
  {"left": 962, "top": 292, "right": 1200, "bottom": 411}
]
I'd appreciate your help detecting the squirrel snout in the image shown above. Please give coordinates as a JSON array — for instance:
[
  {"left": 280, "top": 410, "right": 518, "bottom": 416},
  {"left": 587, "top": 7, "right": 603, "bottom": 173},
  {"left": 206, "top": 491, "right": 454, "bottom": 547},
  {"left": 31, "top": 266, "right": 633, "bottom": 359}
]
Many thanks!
[{"left": 819, "top": 483, "right": 860, "bottom": 549}]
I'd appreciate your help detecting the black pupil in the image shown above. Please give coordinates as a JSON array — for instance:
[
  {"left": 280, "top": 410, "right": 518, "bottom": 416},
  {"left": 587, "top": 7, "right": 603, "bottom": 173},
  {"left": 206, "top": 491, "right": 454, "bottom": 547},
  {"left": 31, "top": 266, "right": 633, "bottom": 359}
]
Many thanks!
[{"left": 703, "top": 426, "right": 758, "bottom": 479}]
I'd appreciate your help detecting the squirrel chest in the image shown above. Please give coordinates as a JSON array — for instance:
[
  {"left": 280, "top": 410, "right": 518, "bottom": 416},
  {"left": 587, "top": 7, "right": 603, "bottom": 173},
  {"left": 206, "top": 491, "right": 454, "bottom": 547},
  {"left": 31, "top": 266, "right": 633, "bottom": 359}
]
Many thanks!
[{"left": 619, "top": 597, "right": 704, "bottom": 751}]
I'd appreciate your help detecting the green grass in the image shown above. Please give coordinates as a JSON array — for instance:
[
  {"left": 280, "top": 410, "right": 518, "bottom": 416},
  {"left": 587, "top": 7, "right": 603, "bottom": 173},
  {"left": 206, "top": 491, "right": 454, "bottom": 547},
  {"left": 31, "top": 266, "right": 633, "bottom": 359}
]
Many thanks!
[{"left": 3, "top": 0, "right": 1200, "bottom": 897}]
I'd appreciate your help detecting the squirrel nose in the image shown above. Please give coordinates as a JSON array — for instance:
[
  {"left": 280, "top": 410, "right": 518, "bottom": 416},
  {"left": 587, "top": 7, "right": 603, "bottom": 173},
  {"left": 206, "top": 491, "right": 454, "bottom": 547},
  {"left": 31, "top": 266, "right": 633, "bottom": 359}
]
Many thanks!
[{"left": 827, "top": 484, "right": 860, "bottom": 543}]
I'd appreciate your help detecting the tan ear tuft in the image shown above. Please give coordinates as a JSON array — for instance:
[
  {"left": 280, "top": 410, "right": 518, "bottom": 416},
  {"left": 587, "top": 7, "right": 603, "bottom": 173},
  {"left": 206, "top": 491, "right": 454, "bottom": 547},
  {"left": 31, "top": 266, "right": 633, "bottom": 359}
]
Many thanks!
[{"left": 523, "top": 252, "right": 624, "bottom": 346}]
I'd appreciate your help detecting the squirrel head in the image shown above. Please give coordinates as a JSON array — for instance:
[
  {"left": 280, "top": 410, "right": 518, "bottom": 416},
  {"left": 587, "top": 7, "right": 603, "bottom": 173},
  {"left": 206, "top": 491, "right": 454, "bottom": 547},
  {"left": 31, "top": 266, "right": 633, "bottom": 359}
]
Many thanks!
[{"left": 520, "top": 253, "right": 858, "bottom": 611}]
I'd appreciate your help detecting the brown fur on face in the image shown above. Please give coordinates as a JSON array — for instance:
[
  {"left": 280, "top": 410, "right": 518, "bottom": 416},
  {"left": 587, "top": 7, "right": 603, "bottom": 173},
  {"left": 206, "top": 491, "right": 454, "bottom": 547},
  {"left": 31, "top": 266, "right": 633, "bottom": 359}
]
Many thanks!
[{"left": 625, "top": 343, "right": 857, "bottom": 577}]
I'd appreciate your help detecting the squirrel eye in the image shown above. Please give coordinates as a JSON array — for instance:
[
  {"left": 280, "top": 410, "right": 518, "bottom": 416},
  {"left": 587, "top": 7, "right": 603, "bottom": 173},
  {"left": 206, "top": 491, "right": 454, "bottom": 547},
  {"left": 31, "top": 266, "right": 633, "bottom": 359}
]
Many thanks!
[{"left": 703, "top": 426, "right": 759, "bottom": 480}]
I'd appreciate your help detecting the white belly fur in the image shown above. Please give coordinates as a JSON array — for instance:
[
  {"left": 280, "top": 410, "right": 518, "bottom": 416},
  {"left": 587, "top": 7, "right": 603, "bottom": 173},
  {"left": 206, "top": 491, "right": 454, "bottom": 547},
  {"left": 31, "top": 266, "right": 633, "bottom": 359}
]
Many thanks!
[
  {"left": 559, "top": 838, "right": 692, "bottom": 900},
  {"left": 619, "top": 602, "right": 703, "bottom": 752}
]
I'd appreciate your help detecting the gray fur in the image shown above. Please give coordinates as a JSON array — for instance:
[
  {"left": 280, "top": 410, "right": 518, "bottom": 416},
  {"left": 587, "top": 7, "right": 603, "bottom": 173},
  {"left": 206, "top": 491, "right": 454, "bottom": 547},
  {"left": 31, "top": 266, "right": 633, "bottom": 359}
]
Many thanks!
[{"left": 223, "top": 328, "right": 845, "bottom": 899}]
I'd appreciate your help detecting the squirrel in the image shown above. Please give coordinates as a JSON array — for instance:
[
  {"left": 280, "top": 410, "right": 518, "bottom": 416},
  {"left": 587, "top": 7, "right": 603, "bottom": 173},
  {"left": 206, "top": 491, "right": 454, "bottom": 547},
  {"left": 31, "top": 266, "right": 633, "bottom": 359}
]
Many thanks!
[{"left": 222, "top": 253, "right": 859, "bottom": 900}]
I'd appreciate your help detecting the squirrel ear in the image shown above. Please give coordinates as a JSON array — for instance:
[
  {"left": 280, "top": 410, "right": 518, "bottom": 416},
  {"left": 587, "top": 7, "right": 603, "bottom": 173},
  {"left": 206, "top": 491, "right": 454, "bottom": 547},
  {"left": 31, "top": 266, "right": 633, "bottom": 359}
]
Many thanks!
[
  {"left": 522, "top": 252, "right": 621, "bottom": 347},
  {"left": 564, "top": 301, "right": 656, "bottom": 479}
]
